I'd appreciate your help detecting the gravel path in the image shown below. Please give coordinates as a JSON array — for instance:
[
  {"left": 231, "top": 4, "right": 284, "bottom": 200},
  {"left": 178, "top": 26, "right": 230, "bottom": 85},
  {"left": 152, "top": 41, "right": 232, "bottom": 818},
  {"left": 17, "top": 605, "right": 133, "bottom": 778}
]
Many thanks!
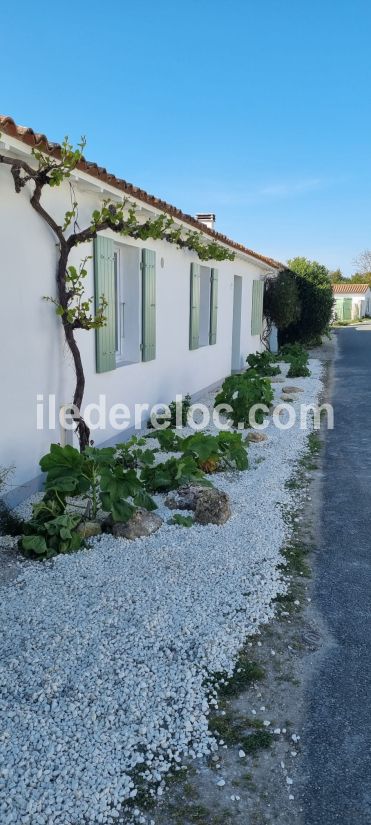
[{"left": 0, "top": 362, "right": 322, "bottom": 825}]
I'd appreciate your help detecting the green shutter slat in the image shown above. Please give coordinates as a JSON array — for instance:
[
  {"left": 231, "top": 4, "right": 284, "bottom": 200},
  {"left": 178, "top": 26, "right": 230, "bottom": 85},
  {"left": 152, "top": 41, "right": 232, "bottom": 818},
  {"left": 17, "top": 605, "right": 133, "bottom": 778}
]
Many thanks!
[
  {"left": 209, "top": 268, "right": 218, "bottom": 345},
  {"left": 94, "top": 236, "right": 116, "bottom": 373},
  {"left": 142, "top": 248, "right": 156, "bottom": 362},
  {"left": 190, "top": 263, "right": 200, "bottom": 349},
  {"left": 251, "top": 279, "right": 264, "bottom": 336}
]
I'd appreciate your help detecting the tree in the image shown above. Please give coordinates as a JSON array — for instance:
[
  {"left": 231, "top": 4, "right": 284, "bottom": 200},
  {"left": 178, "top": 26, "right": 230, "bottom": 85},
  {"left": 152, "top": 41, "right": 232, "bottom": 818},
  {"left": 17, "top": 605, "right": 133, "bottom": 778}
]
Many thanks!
[
  {"left": 0, "top": 136, "right": 234, "bottom": 450},
  {"left": 353, "top": 249, "right": 371, "bottom": 275},
  {"left": 350, "top": 271, "right": 371, "bottom": 286},
  {"left": 263, "top": 269, "right": 301, "bottom": 348},
  {"left": 282, "top": 257, "right": 334, "bottom": 344},
  {"left": 329, "top": 268, "right": 346, "bottom": 283}
]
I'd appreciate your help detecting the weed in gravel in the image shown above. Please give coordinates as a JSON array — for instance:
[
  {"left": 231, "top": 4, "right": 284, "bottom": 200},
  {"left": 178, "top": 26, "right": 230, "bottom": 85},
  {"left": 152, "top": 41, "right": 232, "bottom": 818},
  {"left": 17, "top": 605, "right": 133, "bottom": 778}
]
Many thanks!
[
  {"left": 218, "top": 655, "right": 265, "bottom": 698},
  {"left": 279, "top": 542, "right": 311, "bottom": 577}
]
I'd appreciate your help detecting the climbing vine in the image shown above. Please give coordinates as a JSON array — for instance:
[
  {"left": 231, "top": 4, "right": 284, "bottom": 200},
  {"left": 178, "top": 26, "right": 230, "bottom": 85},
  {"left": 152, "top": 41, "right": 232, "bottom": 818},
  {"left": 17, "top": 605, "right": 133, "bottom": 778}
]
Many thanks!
[{"left": 0, "top": 134, "right": 234, "bottom": 450}]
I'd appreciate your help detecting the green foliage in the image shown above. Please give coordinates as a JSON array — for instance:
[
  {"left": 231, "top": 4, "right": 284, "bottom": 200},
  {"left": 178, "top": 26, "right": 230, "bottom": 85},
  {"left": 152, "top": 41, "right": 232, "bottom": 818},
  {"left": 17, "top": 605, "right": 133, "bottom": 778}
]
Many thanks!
[
  {"left": 264, "top": 269, "right": 301, "bottom": 332},
  {"left": 146, "top": 429, "right": 183, "bottom": 452},
  {"left": 141, "top": 455, "right": 210, "bottom": 493},
  {"left": 32, "top": 135, "right": 86, "bottom": 187},
  {"left": 182, "top": 431, "right": 248, "bottom": 471},
  {"left": 147, "top": 394, "right": 192, "bottom": 429},
  {"left": 279, "top": 342, "right": 310, "bottom": 377},
  {"left": 22, "top": 512, "right": 82, "bottom": 559},
  {"left": 287, "top": 358, "right": 310, "bottom": 378},
  {"left": 115, "top": 436, "right": 156, "bottom": 470},
  {"left": 44, "top": 257, "right": 108, "bottom": 331},
  {"left": 215, "top": 374, "right": 273, "bottom": 428},
  {"left": 246, "top": 351, "right": 280, "bottom": 377},
  {"left": 20, "top": 443, "right": 158, "bottom": 559},
  {"left": 168, "top": 514, "right": 194, "bottom": 528},
  {"left": 283, "top": 257, "right": 334, "bottom": 344}
]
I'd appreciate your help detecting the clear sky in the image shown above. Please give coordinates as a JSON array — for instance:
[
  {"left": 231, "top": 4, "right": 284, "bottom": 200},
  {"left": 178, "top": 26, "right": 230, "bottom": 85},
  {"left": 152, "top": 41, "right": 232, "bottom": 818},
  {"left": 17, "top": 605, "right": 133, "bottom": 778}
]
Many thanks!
[{"left": 2, "top": 0, "right": 371, "bottom": 275}]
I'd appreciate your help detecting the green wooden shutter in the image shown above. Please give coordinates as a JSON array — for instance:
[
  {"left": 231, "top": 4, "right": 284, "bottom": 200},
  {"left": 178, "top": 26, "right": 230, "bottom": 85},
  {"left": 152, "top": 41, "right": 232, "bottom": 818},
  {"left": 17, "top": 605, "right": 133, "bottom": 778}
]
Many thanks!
[
  {"left": 209, "top": 268, "right": 218, "bottom": 345},
  {"left": 343, "top": 297, "right": 352, "bottom": 321},
  {"left": 251, "top": 279, "right": 264, "bottom": 336},
  {"left": 190, "top": 263, "right": 200, "bottom": 349},
  {"left": 94, "top": 236, "right": 116, "bottom": 373},
  {"left": 335, "top": 298, "right": 344, "bottom": 320},
  {"left": 141, "top": 248, "right": 156, "bottom": 362}
]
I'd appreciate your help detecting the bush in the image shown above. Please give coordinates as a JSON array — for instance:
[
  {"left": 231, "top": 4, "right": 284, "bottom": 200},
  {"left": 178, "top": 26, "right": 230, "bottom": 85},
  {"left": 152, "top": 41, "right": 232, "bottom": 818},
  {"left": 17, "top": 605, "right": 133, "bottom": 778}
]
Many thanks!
[
  {"left": 264, "top": 269, "right": 301, "bottom": 336},
  {"left": 141, "top": 455, "right": 209, "bottom": 493},
  {"left": 287, "top": 358, "right": 311, "bottom": 378},
  {"left": 182, "top": 431, "right": 248, "bottom": 471},
  {"left": 20, "top": 443, "right": 158, "bottom": 559},
  {"left": 215, "top": 374, "right": 274, "bottom": 428},
  {"left": 282, "top": 258, "right": 334, "bottom": 345},
  {"left": 246, "top": 351, "right": 280, "bottom": 377},
  {"left": 279, "top": 343, "right": 309, "bottom": 364},
  {"left": 147, "top": 394, "right": 192, "bottom": 429}
]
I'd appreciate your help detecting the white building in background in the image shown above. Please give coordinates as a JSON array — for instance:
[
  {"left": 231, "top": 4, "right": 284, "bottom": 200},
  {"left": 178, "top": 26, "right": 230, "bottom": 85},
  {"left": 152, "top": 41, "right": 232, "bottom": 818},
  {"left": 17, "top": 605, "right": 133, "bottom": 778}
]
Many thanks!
[
  {"left": 332, "top": 283, "right": 371, "bottom": 321},
  {"left": 0, "top": 116, "right": 282, "bottom": 504}
]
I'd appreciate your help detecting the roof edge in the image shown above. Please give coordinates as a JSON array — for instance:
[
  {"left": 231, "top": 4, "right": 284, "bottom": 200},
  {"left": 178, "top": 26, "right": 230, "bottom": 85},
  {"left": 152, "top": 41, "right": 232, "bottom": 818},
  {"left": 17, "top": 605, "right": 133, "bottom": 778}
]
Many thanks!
[{"left": 0, "top": 115, "right": 283, "bottom": 270}]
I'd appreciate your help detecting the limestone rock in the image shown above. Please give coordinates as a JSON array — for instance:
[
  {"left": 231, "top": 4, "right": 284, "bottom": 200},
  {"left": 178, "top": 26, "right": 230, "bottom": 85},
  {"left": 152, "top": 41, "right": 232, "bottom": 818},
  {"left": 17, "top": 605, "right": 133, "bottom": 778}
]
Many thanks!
[
  {"left": 282, "top": 385, "right": 304, "bottom": 394},
  {"left": 246, "top": 431, "right": 268, "bottom": 443},
  {"left": 106, "top": 509, "right": 163, "bottom": 540},
  {"left": 194, "top": 488, "right": 231, "bottom": 525},
  {"left": 76, "top": 521, "right": 102, "bottom": 539},
  {"left": 166, "top": 485, "right": 231, "bottom": 525}
]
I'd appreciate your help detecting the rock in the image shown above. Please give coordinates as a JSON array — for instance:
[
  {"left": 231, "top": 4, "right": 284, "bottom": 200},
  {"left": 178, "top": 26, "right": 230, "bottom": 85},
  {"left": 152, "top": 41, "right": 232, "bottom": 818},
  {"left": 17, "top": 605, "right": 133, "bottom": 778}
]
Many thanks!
[
  {"left": 282, "top": 385, "right": 304, "bottom": 393},
  {"left": 106, "top": 509, "right": 163, "bottom": 540},
  {"left": 194, "top": 488, "right": 231, "bottom": 525},
  {"left": 246, "top": 431, "right": 268, "bottom": 443},
  {"left": 165, "top": 486, "right": 202, "bottom": 511},
  {"left": 166, "top": 485, "right": 231, "bottom": 525},
  {"left": 76, "top": 521, "right": 102, "bottom": 539}
]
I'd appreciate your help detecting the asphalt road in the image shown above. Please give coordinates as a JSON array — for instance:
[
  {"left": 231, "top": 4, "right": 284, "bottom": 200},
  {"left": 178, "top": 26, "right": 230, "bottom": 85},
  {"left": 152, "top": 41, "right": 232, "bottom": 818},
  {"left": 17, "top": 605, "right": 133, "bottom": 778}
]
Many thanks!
[{"left": 302, "top": 327, "right": 371, "bottom": 824}]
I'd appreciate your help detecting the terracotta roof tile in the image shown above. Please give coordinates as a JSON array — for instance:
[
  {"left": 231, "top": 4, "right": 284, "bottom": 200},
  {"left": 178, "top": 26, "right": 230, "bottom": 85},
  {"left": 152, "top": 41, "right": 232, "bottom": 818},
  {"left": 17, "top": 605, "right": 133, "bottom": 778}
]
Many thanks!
[
  {"left": 332, "top": 283, "right": 369, "bottom": 294},
  {"left": 0, "top": 115, "right": 283, "bottom": 270}
]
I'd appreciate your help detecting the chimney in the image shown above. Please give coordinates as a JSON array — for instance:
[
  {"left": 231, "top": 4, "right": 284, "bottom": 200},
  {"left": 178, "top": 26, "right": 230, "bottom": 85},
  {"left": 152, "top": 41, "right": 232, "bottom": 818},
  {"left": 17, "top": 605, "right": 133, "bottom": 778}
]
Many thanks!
[{"left": 195, "top": 212, "right": 216, "bottom": 231}]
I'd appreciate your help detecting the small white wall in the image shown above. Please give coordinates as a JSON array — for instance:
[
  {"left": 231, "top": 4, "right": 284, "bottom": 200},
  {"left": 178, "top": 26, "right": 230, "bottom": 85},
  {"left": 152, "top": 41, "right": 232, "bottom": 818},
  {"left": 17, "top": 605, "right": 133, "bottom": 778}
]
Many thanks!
[{"left": 0, "top": 139, "right": 274, "bottom": 493}]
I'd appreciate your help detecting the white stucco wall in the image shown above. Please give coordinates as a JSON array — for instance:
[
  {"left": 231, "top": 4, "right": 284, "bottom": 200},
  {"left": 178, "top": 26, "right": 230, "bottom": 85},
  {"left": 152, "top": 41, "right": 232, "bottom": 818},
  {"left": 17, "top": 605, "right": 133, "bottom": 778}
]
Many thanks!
[{"left": 0, "top": 138, "right": 274, "bottom": 494}]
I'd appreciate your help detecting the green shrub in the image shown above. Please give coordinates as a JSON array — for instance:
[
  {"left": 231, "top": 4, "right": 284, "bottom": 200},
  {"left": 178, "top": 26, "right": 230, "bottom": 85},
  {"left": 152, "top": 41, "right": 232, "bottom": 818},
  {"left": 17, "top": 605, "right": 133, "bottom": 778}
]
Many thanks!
[
  {"left": 215, "top": 374, "right": 273, "bottom": 428},
  {"left": 282, "top": 257, "right": 334, "bottom": 344},
  {"left": 20, "top": 442, "right": 158, "bottom": 559},
  {"left": 246, "top": 351, "right": 280, "bottom": 377},
  {"left": 141, "top": 455, "right": 209, "bottom": 493},
  {"left": 146, "top": 429, "right": 183, "bottom": 452},
  {"left": 182, "top": 430, "right": 248, "bottom": 472},
  {"left": 264, "top": 269, "right": 301, "bottom": 335},
  {"left": 279, "top": 343, "right": 309, "bottom": 364},
  {"left": 147, "top": 394, "right": 192, "bottom": 429},
  {"left": 287, "top": 358, "right": 310, "bottom": 378}
]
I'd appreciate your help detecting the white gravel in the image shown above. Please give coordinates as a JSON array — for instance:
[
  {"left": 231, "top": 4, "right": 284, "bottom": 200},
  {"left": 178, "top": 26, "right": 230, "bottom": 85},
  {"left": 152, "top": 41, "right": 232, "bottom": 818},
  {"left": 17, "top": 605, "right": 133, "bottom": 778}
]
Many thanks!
[{"left": 0, "top": 360, "right": 322, "bottom": 825}]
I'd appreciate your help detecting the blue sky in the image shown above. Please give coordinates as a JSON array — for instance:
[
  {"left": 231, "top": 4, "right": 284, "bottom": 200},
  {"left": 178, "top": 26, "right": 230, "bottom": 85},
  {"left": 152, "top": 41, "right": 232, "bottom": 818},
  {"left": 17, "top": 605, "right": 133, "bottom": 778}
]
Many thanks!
[{"left": 2, "top": 0, "right": 371, "bottom": 274}]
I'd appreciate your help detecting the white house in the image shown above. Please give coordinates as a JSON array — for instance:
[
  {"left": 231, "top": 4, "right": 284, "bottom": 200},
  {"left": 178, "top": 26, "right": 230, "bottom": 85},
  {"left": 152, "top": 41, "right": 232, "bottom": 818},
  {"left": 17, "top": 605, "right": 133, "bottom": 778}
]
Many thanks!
[
  {"left": 332, "top": 283, "right": 371, "bottom": 321},
  {"left": 0, "top": 116, "right": 282, "bottom": 504}
]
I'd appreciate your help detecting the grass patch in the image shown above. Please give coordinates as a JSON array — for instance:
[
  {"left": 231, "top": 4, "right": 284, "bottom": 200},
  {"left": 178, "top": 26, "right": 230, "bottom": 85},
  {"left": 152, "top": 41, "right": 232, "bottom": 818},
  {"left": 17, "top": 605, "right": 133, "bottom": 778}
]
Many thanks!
[
  {"left": 209, "top": 710, "right": 272, "bottom": 756},
  {"left": 217, "top": 654, "right": 265, "bottom": 699},
  {"left": 279, "top": 542, "right": 311, "bottom": 577}
]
